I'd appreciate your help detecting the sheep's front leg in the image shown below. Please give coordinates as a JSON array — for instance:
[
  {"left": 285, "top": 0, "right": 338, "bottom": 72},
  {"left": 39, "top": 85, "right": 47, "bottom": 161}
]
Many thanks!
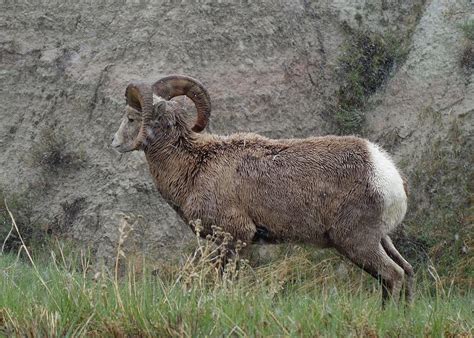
[
  {"left": 215, "top": 209, "right": 256, "bottom": 272},
  {"left": 220, "top": 208, "right": 257, "bottom": 244}
]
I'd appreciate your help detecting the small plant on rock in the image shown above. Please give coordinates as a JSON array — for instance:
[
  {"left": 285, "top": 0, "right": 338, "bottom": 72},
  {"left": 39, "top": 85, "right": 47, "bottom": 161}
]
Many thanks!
[
  {"left": 459, "top": 20, "right": 474, "bottom": 72},
  {"left": 30, "top": 127, "right": 86, "bottom": 173},
  {"left": 333, "top": 26, "right": 407, "bottom": 134}
]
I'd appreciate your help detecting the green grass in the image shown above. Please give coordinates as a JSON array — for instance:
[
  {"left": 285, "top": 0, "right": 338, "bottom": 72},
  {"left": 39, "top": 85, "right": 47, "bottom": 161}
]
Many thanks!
[
  {"left": 0, "top": 209, "right": 472, "bottom": 336},
  {"left": 0, "top": 240, "right": 472, "bottom": 337}
]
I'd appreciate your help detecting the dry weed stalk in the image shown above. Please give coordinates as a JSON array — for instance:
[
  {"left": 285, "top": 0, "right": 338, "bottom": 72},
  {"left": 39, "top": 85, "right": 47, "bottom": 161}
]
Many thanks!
[
  {"left": 0, "top": 221, "right": 14, "bottom": 254},
  {"left": 176, "top": 219, "right": 249, "bottom": 290},
  {"left": 113, "top": 213, "right": 140, "bottom": 312}
]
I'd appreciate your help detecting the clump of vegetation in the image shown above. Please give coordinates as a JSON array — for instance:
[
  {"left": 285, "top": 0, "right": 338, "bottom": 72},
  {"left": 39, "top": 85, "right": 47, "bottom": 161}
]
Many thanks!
[
  {"left": 460, "top": 44, "right": 473, "bottom": 70},
  {"left": 30, "top": 127, "right": 85, "bottom": 173},
  {"left": 0, "top": 190, "right": 87, "bottom": 256},
  {"left": 460, "top": 19, "right": 474, "bottom": 41},
  {"left": 0, "top": 189, "right": 45, "bottom": 253},
  {"left": 460, "top": 20, "right": 474, "bottom": 72},
  {"left": 333, "top": 26, "right": 408, "bottom": 134},
  {"left": 0, "top": 189, "right": 85, "bottom": 256},
  {"left": 401, "top": 118, "right": 473, "bottom": 284},
  {"left": 58, "top": 197, "right": 86, "bottom": 232},
  {"left": 333, "top": 107, "right": 365, "bottom": 135},
  {"left": 337, "top": 30, "right": 396, "bottom": 109}
]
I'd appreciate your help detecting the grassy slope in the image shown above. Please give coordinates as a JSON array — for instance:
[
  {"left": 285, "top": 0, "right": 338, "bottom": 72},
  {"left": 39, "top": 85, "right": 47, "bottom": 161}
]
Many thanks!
[{"left": 0, "top": 242, "right": 472, "bottom": 337}]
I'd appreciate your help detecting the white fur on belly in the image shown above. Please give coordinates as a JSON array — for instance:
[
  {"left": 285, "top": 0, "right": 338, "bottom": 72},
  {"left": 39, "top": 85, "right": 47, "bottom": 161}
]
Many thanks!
[{"left": 367, "top": 141, "right": 407, "bottom": 233}]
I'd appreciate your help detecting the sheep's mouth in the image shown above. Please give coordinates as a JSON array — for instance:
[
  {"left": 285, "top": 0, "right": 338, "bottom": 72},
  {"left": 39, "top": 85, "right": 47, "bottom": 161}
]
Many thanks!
[
  {"left": 111, "top": 142, "right": 133, "bottom": 154},
  {"left": 111, "top": 142, "right": 123, "bottom": 151}
]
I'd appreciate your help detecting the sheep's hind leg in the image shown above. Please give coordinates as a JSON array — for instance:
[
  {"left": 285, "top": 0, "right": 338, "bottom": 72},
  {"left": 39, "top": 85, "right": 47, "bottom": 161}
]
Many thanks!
[
  {"left": 381, "top": 235, "right": 414, "bottom": 303},
  {"left": 336, "top": 240, "right": 404, "bottom": 306}
]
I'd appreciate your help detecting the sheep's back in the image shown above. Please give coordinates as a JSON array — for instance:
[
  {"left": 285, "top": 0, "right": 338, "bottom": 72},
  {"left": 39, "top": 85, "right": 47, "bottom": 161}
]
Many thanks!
[{"left": 231, "top": 135, "right": 384, "bottom": 243}]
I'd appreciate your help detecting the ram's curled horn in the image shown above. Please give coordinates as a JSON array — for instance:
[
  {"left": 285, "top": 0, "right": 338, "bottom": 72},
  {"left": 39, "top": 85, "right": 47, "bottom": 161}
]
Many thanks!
[
  {"left": 152, "top": 75, "right": 211, "bottom": 132},
  {"left": 125, "top": 82, "right": 154, "bottom": 149}
]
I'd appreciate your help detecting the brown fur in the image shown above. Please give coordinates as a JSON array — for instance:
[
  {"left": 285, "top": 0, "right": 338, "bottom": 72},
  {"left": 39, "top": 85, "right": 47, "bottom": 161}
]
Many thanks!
[
  {"left": 142, "top": 103, "right": 382, "bottom": 247},
  {"left": 113, "top": 86, "right": 413, "bottom": 305}
]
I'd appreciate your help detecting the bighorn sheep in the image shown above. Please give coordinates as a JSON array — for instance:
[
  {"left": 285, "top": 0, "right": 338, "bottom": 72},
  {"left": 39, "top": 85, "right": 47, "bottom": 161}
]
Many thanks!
[{"left": 111, "top": 75, "right": 414, "bottom": 304}]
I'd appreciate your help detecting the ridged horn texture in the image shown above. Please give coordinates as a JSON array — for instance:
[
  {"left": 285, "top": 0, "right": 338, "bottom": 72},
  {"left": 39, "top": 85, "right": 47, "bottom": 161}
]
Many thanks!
[
  {"left": 152, "top": 75, "right": 211, "bottom": 132},
  {"left": 125, "top": 82, "right": 154, "bottom": 149}
]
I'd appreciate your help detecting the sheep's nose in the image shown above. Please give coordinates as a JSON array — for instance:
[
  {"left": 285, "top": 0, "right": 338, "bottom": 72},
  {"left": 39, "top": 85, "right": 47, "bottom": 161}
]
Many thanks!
[{"left": 111, "top": 135, "right": 120, "bottom": 148}]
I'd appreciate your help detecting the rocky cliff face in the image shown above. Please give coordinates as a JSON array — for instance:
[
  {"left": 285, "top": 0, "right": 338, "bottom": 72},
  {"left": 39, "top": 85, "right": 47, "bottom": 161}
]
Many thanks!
[{"left": 0, "top": 0, "right": 471, "bottom": 266}]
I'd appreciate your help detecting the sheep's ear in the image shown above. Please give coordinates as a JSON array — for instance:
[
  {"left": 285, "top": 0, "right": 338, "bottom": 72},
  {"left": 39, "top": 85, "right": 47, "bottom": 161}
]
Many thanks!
[{"left": 152, "top": 100, "right": 166, "bottom": 120}]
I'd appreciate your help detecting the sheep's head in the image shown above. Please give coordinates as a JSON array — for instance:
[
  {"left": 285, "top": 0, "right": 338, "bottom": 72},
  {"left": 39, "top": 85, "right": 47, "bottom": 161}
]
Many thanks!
[{"left": 112, "top": 75, "right": 211, "bottom": 153}]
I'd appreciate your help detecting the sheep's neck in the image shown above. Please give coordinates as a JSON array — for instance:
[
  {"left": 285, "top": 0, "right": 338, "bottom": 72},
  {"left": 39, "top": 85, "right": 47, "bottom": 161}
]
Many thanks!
[{"left": 144, "top": 141, "right": 197, "bottom": 209}]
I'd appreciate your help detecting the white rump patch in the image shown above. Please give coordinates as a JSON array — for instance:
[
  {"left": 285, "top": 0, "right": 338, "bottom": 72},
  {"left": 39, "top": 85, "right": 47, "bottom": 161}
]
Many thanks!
[{"left": 367, "top": 141, "right": 407, "bottom": 233}]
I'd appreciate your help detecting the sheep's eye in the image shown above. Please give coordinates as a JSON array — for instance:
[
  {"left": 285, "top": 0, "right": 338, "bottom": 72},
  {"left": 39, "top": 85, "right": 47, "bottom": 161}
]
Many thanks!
[{"left": 128, "top": 117, "right": 134, "bottom": 123}]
